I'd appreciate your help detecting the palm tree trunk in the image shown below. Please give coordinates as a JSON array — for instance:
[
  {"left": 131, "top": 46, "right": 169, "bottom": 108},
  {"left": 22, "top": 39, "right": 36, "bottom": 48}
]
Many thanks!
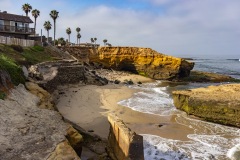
[
  {"left": 54, "top": 20, "right": 56, "bottom": 45},
  {"left": 34, "top": 17, "right": 36, "bottom": 35},
  {"left": 69, "top": 35, "right": 70, "bottom": 45},
  {"left": 47, "top": 30, "right": 49, "bottom": 43}
]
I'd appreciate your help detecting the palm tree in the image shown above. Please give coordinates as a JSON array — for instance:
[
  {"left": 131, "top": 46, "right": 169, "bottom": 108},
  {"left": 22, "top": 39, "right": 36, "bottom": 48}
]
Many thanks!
[
  {"left": 103, "top": 39, "right": 107, "bottom": 46},
  {"left": 77, "top": 33, "right": 81, "bottom": 45},
  {"left": 94, "top": 37, "right": 97, "bottom": 44},
  {"left": 50, "top": 10, "right": 59, "bottom": 45},
  {"left": 43, "top": 21, "right": 52, "bottom": 43},
  {"left": 66, "top": 27, "right": 71, "bottom": 45},
  {"left": 76, "top": 27, "right": 81, "bottom": 45},
  {"left": 22, "top": 3, "right": 32, "bottom": 16},
  {"left": 91, "top": 38, "right": 94, "bottom": 44},
  {"left": 76, "top": 27, "right": 81, "bottom": 33},
  {"left": 31, "top": 9, "right": 40, "bottom": 34}
]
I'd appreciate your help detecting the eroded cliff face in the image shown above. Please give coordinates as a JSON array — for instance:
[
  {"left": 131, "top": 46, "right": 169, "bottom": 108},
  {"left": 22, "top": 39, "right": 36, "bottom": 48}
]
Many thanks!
[
  {"left": 172, "top": 84, "right": 240, "bottom": 127},
  {"left": 61, "top": 46, "right": 194, "bottom": 80},
  {"left": 89, "top": 47, "right": 194, "bottom": 80}
]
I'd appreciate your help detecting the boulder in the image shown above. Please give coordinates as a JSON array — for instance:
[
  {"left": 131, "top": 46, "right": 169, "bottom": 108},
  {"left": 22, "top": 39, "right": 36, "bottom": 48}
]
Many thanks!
[
  {"left": 172, "top": 84, "right": 240, "bottom": 127},
  {"left": 47, "top": 140, "right": 81, "bottom": 160}
]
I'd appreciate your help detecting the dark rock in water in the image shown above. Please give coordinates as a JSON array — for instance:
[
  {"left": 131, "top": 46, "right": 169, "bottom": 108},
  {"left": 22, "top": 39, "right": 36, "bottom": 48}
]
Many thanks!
[
  {"left": 137, "top": 81, "right": 142, "bottom": 84},
  {"left": 123, "top": 79, "right": 134, "bottom": 85},
  {"left": 179, "top": 70, "right": 240, "bottom": 83},
  {"left": 172, "top": 84, "right": 240, "bottom": 127},
  {"left": 114, "top": 80, "right": 121, "bottom": 84}
]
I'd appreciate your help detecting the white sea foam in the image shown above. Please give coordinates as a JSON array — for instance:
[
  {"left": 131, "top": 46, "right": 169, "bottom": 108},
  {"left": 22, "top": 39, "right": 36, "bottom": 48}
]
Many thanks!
[
  {"left": 227, "top": 144, "right": 240, "bottom": 160},
  {"left": 118, "top": 84, "right": 175, "bottom": 115},
  {"left": 143, "top": 134, "right": 240, "bottom": 160},
  {"left": 119, "top": 82, "right": 240, "bottom": 159}
]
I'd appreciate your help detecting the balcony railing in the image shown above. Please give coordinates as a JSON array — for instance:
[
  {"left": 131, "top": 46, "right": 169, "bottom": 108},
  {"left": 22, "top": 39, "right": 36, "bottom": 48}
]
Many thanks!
[{"left": 0, "top": 24, "right": 35, "bottom": 34}]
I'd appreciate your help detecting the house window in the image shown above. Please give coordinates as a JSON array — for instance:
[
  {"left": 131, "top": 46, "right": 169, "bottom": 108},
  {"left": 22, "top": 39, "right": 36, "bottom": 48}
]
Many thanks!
[
  {"left": 10, "top": 21, "right": 15, "bottom": 32},
  {"left": 0, "top": 20, "right": 4, "bottom": 31}
]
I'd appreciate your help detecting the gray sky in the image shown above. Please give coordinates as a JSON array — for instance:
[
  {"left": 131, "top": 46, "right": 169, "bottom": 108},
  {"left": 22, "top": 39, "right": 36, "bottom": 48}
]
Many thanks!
[{"left": 1, "top": 0, "right": 240, "bottom": 58}]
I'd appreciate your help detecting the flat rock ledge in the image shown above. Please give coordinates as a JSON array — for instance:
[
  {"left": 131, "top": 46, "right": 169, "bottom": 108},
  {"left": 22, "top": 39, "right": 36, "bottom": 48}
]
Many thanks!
[
  {"left": 0, "top": 84, "right": 81, "bottom": 160},
  {"left": 172, "top": 84, "right": 240, "bottom": 127}
]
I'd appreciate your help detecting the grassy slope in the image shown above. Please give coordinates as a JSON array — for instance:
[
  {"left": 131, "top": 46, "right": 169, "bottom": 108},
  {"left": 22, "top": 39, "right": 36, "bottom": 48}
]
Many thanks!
[{"left": 0, "top": 44, "right": 57, "bottom": 99}]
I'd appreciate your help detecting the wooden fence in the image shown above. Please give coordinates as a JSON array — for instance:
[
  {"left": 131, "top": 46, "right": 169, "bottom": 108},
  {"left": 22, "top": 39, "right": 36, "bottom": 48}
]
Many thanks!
[{"left": 0, "top": 36, "right": 34, "bottom": 47}]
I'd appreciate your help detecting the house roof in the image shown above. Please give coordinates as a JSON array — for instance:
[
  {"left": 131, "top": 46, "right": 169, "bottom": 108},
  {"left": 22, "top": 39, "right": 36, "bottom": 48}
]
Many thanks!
[{"left": 0, "top": 12, "right": 33, "bottom": 23}]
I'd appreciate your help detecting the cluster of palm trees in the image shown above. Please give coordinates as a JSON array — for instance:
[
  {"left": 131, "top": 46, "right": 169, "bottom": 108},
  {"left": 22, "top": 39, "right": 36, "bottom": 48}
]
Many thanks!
[
  {"left": 22, "top": 3, "right": 112, "bottom": 47},
  {"left": 103, "top": 39, "right": 112, "bottom": 46},
  {"left": 90, "top": 37, "right": 97, "bottom": 44},
  {"left": 65, "top": 27, "right": 81, "bottom": 45},
  {"left": 22, "top": 3, "right": 59, "bottom": 45},
  {"left": 22, "top": 3, "right": 39, "bottom": 34}
]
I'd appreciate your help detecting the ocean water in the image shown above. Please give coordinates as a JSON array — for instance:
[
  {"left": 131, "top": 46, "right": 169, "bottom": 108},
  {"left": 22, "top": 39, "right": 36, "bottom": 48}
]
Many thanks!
[
  {"left": 193, "top": 59, "right": 240, "bottom": 79},
  {"left": 118, "top": 59, "right": 240, "bottom": 160}
]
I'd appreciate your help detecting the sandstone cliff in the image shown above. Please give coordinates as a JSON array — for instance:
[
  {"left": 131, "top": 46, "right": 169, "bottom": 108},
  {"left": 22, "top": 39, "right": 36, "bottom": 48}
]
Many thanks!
[
  {"left": 172, "top": 84, "right": 240, "bottom": 127},
  {"left": 61, "top": 47, "right": 194, "bottom": 80}
]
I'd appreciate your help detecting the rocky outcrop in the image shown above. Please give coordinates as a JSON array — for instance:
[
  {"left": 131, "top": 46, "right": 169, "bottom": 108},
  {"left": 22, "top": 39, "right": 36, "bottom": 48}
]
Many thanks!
[
  {"left": 179, "top": 70, "right": 239, "bottom": 82},
  {"left": 61, "top": 47, "right": 194, "bottom": 80},
  {"left": 108, "top": 114, "right": 144, "bottom": 160},
  {"left": 172, "top": 84, "right": 240, "bottom": 127},
  {"left": 0, "top": 84, "right": 82, "bottom": 160},
  {"left": 28, "top": 60, "right": 108, "bottom": 92}
]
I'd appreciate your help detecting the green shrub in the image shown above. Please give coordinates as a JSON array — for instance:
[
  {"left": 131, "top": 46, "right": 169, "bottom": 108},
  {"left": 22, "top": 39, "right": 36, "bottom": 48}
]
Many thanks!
[
  {"left": 0, "top": 54, "right": 25, "bottom": 85},
  {"left": 0, "top": 91, "right": 6, "bottom": 100},
  {"left": 10, "top": 45, "right": 24, "bottom": 52},
  {"left": 32, "top": 45, "right": 44, "bottom": 52},
  {"left": 22, "top": 49, "right": 52, "bottom": 64}
]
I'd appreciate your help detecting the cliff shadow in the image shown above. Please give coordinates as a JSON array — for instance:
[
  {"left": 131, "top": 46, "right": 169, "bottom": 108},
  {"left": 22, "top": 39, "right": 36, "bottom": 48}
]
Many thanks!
[{"left": 117, "top": 60, "right": 138, "bottom": 74}]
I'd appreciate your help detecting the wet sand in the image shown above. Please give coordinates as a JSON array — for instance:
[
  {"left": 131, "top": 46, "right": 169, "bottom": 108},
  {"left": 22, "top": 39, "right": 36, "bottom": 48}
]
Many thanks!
[{"left": 54, "top": 73, "right": 194, "bottom": 141}]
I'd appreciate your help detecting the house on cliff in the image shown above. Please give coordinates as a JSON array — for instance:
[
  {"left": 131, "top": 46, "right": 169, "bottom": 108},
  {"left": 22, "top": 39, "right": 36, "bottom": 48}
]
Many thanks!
[{"left": 0, "top": 11, "right": 35, "bottom": 39}]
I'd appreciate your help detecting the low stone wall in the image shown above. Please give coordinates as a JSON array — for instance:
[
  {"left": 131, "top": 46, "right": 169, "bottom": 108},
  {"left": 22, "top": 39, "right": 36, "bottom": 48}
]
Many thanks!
[{"left": 108, "top": 114, "right": 144, "bottom": 160}]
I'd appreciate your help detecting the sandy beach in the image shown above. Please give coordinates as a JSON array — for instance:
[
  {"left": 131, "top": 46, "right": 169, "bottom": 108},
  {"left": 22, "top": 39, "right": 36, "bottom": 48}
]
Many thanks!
[{"left": 54, "top": 72, "right": 194, "bottom": 140}]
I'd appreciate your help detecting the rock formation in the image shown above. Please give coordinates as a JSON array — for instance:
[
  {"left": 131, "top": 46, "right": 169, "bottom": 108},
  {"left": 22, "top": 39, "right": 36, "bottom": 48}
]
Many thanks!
[
  {"left": 28, "top": 60, "right": 108, "bottom": 92},
  {"left": 0, "top": 84, "right": 82, "bottom": 160},
  {"left": 179, "top": 70, "right": 239, "bottom": 82},
  {"left": 61, "top": 46, "right": 194, "bottom": 80},
  {"left": 108, "top": 114, "right": 144, "bottom": 160},
  {"left": 172, "top": 84, "right": 240, "bottom": 127}
]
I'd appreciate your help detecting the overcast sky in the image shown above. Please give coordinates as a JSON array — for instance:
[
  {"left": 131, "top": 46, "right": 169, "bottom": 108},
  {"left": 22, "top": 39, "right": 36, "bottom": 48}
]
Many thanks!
[{"left": 1, "top": 0, "right": 240, "bottom": 58}]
